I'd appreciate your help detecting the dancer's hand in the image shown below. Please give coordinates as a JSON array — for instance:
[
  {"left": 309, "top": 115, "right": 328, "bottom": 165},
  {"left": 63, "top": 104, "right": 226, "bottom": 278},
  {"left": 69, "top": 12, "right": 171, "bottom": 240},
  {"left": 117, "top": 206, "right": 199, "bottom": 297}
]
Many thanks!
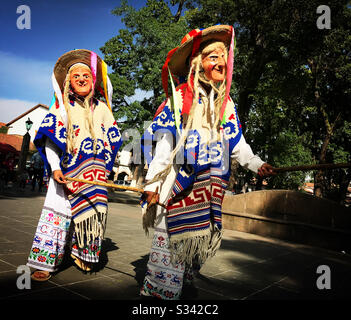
[
  {"left": 53, "top": 170, "right": 67, "bottom": 184},
  {"left": 141, "top": 186, "right": 160, "bottom": 208},
  {"left": 257, "top": 163, "right": 276, "bottom": 177}
]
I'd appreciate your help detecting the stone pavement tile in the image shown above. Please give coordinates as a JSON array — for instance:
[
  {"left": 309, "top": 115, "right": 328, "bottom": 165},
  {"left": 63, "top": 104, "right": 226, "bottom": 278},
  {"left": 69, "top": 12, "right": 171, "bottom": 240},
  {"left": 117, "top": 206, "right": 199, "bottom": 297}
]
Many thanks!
[
  {"left": 255, "top": 254, "right": 320, "bottom": 283},
  {"left": 7, "top": 223, "right": 38, "bottom": 234},
  {"left": 4, "top": 214, "right": 39, "bottom": 224},
  {"left": 198, "top": 252, "right": 239, "bottom": 274},
  {"left": 53, "top": 269, "right": 104, "bottom": 286},
  {"left": 0, "top": 260, "right": 16, "bottom": 273},
  {"left": 208, "top": 269, "right": 258, "bottom": 288},
  {"left": 0, "top": 236, "right": 12, "bottom": 243},
  {"left": 231, "top": 262, "right": 289, "bottom": 290},
  {"left": 188, "top": 286, "right": 230, "bottom": 300},
  {"left": 59, "top": 273, "right": 140, "bottom": 300},
  {"left": 243, "top": 283, "right": 305, "bottom": 300},
  {"left": 97, "top": 254, "right": 148, "bottom": 287},
  {"left": 273, "top": 275, "right": 339, "bottom": 299},
  {"left": 0, "top": 243, "right": 26, "bottom": 255},
  {"left": 6, "top": 286, "right": 88, "bottom": 300},
  {"left": 0, "top": 269, "right": 58, "bottom": 299},
  {"left": 213, "top": 250, "right": 265, "bottom": 268},
  {"left": 219, "top": 237, "right": 289, "bottom": 262},
  {"left": 274, "top": 275, "right": 310, "bottom": 294},
  {"left": 263, "top": 258, "right": 350, "bottom": 300},
  {"left": 271, "top": 250, "right": 323, "bottom": 268},
  {"left": 1, "top": 233, "right": 34, "bottom": 248},
  {"left": 192, "top": 272, "right": 256, "bottom": 300},
  {"left": 95, "top": 261, "right": 136, "bottom": 278},
  {"left": 0, "top": 219, "right": 17, "bottom": 228},
  {"left": 0, "top": 253, "right": 30, "bottom": 269},
  {"left": 109, "top": 253, "right": 145, "bottom": 267},
  {"left": 0, "top": 232, "right": 33, "bottom": 248},
  {"left": 321, "top": 256, "right": 351, "bottom": 277}
]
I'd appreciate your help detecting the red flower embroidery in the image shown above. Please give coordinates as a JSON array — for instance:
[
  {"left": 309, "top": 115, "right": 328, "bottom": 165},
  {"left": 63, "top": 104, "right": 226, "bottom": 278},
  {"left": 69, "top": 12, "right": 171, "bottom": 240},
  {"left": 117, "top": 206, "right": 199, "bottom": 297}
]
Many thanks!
[{"left": 38, "top": 256, "right": 46, "bottom": 262}]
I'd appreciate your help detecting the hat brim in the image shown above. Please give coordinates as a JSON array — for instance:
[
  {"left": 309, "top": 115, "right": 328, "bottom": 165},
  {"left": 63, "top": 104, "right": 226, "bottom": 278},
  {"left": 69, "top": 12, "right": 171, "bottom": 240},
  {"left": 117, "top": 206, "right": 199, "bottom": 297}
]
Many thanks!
[
  {"left": 54, "top": 49, "right": 103, "bottom": 92},
  {"left": 168, "top": 25, "right": 232, "bottom": 77}
]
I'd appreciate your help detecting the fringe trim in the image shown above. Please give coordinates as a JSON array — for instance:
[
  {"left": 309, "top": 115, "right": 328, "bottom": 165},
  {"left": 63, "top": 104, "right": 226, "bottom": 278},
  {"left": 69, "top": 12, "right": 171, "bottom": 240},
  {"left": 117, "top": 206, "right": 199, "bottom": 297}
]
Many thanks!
[
  {"left": 169, "top": 228, "right": 223, "bottom": 266},
  {"left": 141, "top": 204, "right": 157, "bottom": 236},
  {"left": 74, "top": 212, "right": 107, "bottom": 249}
]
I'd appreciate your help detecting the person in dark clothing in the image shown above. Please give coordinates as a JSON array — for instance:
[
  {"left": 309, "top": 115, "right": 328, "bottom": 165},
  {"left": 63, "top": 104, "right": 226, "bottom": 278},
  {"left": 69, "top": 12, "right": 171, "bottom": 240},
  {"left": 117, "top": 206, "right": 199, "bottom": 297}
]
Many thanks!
[{"left": 31, "top": 152, "right": 44, "bottom": 191}]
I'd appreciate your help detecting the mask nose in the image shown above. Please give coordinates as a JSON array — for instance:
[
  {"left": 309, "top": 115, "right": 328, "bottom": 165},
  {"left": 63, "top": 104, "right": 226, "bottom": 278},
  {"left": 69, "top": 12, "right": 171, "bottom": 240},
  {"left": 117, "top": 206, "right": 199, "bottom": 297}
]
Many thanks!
[{"left": 217, "top": 56, "right": 226, "bottom": 67}]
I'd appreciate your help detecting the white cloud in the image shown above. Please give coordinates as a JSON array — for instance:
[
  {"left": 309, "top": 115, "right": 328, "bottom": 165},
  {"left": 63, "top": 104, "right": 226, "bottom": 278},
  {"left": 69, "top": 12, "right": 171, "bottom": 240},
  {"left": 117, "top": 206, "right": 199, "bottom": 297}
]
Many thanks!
[{"left": 0, "top": 98, "right": 38, "bottom": 123}]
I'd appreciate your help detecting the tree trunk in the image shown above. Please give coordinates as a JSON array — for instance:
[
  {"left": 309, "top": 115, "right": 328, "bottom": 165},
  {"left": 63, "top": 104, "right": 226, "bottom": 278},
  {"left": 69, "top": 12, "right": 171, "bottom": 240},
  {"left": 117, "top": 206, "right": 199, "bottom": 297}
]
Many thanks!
[
  {"left": 174, "top": 0, "right": 185, "bottom": 22},
  {"left": 228, "top": 159, "right": 239, "bottom": 192},
  {"left": 314, "top": 121, "right": 330, "bottom": 197}
]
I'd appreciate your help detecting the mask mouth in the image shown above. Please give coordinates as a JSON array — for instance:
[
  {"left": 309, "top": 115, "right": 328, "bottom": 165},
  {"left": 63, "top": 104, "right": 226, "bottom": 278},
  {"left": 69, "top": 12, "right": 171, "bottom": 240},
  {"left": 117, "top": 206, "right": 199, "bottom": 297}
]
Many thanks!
[
  {"left": 213, "top": 65, "right": 224, "bottom": 72},
  {"left": 211, "top": 66, "right": 225, "bottom": 78}
]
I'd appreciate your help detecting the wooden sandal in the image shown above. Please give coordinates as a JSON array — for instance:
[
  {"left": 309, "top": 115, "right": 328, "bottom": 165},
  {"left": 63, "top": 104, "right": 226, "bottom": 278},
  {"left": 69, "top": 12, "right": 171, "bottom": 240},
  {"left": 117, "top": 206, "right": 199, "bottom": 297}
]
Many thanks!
[
  {"left": 31, "top": 270, "right": 51, "bottom": 282},
  {"left": 71, "top": 254, "right": 92, "bottom": 272}
]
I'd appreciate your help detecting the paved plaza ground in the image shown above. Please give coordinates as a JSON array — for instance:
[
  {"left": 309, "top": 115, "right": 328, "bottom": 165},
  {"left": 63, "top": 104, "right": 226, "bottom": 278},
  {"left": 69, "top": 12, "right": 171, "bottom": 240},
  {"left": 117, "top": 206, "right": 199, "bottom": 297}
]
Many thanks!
[{"left": 0, "top": 184, "right": 350, "bottom": 305}]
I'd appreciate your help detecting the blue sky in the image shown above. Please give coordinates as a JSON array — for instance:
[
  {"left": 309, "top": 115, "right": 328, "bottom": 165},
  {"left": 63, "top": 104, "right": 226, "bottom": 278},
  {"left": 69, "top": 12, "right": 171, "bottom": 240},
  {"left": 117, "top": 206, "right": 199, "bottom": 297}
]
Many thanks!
[{"left": 0, "top": 0, "right": 147, "bottom": 122}]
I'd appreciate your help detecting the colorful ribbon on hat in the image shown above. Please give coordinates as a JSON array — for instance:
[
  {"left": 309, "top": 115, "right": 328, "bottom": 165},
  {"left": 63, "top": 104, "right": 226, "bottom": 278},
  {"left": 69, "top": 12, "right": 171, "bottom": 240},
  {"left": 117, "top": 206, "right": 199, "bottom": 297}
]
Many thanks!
[
  {"left": 90, "top": 51, "right": 98, "bottom": 112},
  {"left": 219, "top": 26, "right": 235, "bottom": 122},
  {"left": 90, "top": 51, "right": 97, "bottom": 88},
  {"left": 49, "top": 93, "right": 56, "bottom": 110},
  {"left": 102, "top": 60, "right": 112, "bottom": 111},
  {"left": 90, "top": 50, "right": 112, "bottom": 112}
]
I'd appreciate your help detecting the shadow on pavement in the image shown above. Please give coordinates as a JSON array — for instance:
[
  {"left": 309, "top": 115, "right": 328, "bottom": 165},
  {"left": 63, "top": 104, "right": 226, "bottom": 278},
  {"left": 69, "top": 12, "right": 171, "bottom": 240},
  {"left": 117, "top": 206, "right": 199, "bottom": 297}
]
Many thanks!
[
  {"left": 94, "top": 238, "right": 119, "bottom": 272},
  {"left": 131, "top": 254, "right": 149, "bottom": 288}
]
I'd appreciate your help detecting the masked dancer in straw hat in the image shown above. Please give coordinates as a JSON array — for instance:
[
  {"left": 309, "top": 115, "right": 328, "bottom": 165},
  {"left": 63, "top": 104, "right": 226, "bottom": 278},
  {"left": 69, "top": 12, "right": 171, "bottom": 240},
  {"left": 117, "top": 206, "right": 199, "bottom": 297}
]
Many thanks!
[
  {"left": 140, "top": 25, "right": 275, "bottom": 299},
  {"left": 27, "top": 49, "right": 122, "bottom": 281}
]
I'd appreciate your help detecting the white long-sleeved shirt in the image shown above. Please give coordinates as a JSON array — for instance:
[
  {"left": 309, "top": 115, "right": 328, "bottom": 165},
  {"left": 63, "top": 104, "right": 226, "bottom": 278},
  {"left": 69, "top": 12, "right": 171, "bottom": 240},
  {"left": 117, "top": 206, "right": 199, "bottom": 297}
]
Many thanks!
[{"left": 45, "top": 138, "right": 61, "bottom": 172}]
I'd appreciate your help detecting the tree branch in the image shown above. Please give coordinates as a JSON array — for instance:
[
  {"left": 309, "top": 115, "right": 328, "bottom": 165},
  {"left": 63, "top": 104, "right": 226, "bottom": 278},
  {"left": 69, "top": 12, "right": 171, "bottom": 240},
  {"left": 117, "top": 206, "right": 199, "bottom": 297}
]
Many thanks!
[{"left": 174, "top": 0, "right": 185, "bottom": 22}]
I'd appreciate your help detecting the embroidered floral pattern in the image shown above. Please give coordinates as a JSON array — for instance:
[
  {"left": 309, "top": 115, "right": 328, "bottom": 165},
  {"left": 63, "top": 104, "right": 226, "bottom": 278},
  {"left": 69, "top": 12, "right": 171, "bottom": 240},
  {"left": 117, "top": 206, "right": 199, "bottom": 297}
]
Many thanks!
[
  {"left": 27, "top": 208, "right": 102, "bottom": 271},
  {"left": 142, "top": 279, "right": 181, "bottom": 300},
  {"left": 71, "top": 234, "right": 101, "bottom": 263},
  {"left": 27, "top": 208, "right": 71, "bottom": 272},
  {"left": 142, "top": 230, "right": 185, "bottom": 300}
]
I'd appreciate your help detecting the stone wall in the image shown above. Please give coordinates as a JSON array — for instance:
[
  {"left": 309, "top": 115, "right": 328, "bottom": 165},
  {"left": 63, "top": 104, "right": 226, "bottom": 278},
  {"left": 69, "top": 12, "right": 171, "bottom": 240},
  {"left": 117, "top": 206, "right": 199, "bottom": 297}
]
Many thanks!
[{"left": 222, "top": 190, "right": 351, "bottom": 252}]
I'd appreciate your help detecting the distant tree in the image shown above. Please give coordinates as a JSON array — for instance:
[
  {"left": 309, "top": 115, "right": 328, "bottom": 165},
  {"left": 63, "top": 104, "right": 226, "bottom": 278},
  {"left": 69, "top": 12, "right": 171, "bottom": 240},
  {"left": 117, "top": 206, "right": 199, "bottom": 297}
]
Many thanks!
[
  {"left": 0, "top": 126, "right": 9, "bottom": 134},
  {"left": 100, "top": 0, "right": 188, "bottom": 132}
]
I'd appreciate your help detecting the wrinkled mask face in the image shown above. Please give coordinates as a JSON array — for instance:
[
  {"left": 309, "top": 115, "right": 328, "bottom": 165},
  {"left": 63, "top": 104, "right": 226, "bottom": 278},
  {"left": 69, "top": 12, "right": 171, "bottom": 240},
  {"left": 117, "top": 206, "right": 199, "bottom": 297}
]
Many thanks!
[
  {"left": 69, "top": 66, "right": 93, "bottom": 97},
  {"left": 201, "top": 47, "right": 226, "bottom": 82}
]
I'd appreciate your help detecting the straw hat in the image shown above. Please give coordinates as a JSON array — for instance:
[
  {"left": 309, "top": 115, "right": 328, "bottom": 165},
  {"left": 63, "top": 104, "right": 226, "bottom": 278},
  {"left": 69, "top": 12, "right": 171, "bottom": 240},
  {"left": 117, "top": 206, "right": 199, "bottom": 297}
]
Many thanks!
[
  {"left": 168, "top": 25, "right": 233, "bottom": 77},
  {"left": 53, "top": 49, "right": 103, "bottom": 92}
]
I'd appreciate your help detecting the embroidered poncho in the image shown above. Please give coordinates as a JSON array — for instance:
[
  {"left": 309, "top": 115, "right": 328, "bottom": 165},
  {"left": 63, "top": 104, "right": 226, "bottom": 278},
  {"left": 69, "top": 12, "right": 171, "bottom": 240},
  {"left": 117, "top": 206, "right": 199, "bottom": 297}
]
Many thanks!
[
  {"left": 34, "top": 96, "right": 122, "bottom": 248},
  {"left": 142, "top": 83, "right": 242, "bottom": 265}
]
